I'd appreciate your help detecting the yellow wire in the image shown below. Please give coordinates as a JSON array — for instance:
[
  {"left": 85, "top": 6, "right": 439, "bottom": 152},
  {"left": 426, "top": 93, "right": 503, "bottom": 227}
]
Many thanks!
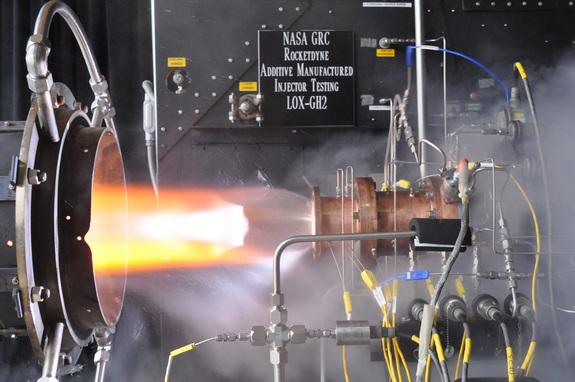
[
  {"left": 455, "top": 331, "right": 466, "bottom": 379},
  {"left": 433, "top": 333, "right": 446, "bottom": 363},
  {"left": 425, "top": 353, "right": 431, "bottom": 382},
  {"left": 394, "top": 344, "right": 403, "bottom": 382},
  {"left": 521, "top": 341, "right": 537, "bottom": 376},
  {"left": 394, "top": 337, "right": 412, "bottom": 382},
  {"left": 382, "top": 337, "right": 397, "bottom": 382},
  {"left": 380, "top": 306, "right": 397, "bottom": 382},
  {"left": 388, "top": 337, "right": 398, "bottom": 382},
  {"left": 390, "top": 280, "right": 406, "bottom": 382},
  {"left": 343, "top": 346, "right": 350, "bottom": 382},
  {"left": 508, "top": 172, "right": 540, "bottom": 321},
  {"left": 392, "top": 312, "right": 403, "bottom": 382},
  {"left": 342, "top": 291, "right": 351, "bottom": 382}
]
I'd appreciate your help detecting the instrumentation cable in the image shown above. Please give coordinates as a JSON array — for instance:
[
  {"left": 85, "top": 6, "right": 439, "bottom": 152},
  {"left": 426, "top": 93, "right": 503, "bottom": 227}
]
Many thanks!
[
  {"left": 164, "top": 337, "right": 218, "bottom": 382},
  {"left": 407, "top": 45, "right": 509, "bottom": 104},
  {"left": 495, "top": 314, "right": 514, "bottom": 382},
  {"left": 513, "top": 62, "right": 571, "bottom": 378}
]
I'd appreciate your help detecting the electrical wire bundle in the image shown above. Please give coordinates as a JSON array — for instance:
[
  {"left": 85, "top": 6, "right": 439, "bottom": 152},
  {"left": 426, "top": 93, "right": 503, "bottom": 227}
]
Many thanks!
[{"left": 362, "top": 269, "right": 412, "bottom": 382}]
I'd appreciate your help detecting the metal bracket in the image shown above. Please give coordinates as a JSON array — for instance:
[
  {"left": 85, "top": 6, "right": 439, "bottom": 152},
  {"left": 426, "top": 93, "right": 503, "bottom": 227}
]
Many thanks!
[
  {"left": 0, "top": 177, "right": 16, "bottom": 201},
  {"left": 0, "top": 268, "right": 19, "bottom": 293}
]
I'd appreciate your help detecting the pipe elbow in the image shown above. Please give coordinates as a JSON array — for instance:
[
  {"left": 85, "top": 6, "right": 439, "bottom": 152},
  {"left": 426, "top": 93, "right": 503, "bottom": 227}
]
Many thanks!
[{"left": 26, "top": 35, "right": 51, "bottom": 78}]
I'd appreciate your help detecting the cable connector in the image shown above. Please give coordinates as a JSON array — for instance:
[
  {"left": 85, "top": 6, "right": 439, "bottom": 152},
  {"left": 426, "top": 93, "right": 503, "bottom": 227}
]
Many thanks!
[
  {"left": 426, "top": 278, "right": 435, "bottom": 298},
  {"left": 343, "top": 291, "right": 352, "bottom": 316},
  {"left": 361, "top": 270, "right": 379, "bottom": 291},
  {"left": 406, "top": 45, "right": 415, "bottom": 66},
  {"left": 455, "top": 278, "right": 466, "bottom": 300},
  {"left": 405, "top": 270, "right": 429, "bottom": 280},
  {"left": 170, "top": 343, "right": 196, "bottom": 357}
]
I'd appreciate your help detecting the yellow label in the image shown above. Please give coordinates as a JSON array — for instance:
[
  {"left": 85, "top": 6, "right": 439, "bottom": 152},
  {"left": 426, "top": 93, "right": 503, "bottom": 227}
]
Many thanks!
[
  {"left": 377, "top": 49, "right": 395, "bottom": 57},
  {"left": 361, "top": 270, "right": 378, "bottom": 291},
  {"left": 455, "top": 278, "right": 466, "bottom": 298},
  {"left": 434, "top": 333, "right": 446, "bottom": 362},
  {"left": 343, "top": 291, "right": 352, "bottom": 315},
  {"left": 515, "top": 62, "right": 527, "bottom": 79},
  {"left": 239, "top": 82, "right": 258, "bottom": 92},
  {"left": 170, "top": 343, "right": 195, "bottom": 356},
  {"left": 397, "top": 179, "right": 410, "bottom": 189},
  {"left": 426, "top": 278, "right": 435, "bottom": 297},
  {"left": 506, "top": 347, "right": 515, "bottom": 381},
  {"left": 463, "top": 338, "right": 472, "bottom": 363},
  {"left": 513, "top": 112, "right": 525, "bottom": 119},
  {"left": 167, "top": 57, "right": 186, "bottom": 67}
]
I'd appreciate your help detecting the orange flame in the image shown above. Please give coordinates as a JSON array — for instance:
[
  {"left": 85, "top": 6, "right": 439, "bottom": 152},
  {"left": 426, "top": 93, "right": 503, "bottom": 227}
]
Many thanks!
[{"left": 86, "top": 185, "right": 312, "bottom": 274}]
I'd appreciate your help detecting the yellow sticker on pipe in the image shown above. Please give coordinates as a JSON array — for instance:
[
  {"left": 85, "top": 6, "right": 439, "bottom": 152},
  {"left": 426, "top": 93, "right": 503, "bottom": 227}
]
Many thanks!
[{"left": 506, "top": 347, "right": 515, "bottom": 381}]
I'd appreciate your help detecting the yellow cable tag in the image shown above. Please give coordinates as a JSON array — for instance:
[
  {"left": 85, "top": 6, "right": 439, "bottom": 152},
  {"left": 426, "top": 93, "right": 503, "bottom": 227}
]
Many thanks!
[
  {"left": 170, "top": 343, "right": 196, "bottom": 357},
  {"left": 506, "top": 347, "right": 515, "bottom": 381},
  {"left": 343, "top": 291, "right": 352, "bottom": 315},
  {"left": 515, "top": 62, "right": 527, "bottom": 79},
  {"left": 463, "top": 338, "right": 472, "bottom": 363},
  {"left": 383, "top": 283, "right": 392, "bottom": 304},
  {"left": 455, "top": 278, "right": 466, "bottom": 299},
  {"left": 426, "top": 278, "right": 435, "bottom": 298},
  {"left": 361, "top": 270, "right": 379, "bottom": 291},
  {"left": 392, "top": 279, "right": 399, "bottom": 298},
  {"left": 434, "top": 333, "right": 446, "bottom": 362}
]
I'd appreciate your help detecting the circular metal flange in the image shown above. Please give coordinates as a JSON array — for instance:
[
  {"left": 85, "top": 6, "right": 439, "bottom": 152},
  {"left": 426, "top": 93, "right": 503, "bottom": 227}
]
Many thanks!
[{"left": 15, "top": 94, "right": 127, "bottom": 363}]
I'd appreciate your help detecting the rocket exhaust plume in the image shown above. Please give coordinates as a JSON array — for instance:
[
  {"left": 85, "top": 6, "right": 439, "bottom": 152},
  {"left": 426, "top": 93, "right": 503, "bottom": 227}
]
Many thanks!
[{"left": 85, "top": 185, "right": 311, "bottom": 274}]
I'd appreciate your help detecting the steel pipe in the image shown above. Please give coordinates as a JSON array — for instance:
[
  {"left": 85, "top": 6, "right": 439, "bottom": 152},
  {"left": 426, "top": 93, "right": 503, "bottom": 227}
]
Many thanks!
[
  {"left": 414, "top": 0, "right": 428, "bottom": 177},
  {"left": 34, "top": 1, "right": 103, "bottom": 84},
  {"left": 273, "top": 231, "right": 416, "bottom": 296}
]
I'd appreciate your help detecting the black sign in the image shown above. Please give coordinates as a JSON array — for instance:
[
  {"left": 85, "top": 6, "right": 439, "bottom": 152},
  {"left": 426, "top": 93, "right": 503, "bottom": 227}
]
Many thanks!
[{"left": 258, "top": 30, "right": 354, "bottom": 127}]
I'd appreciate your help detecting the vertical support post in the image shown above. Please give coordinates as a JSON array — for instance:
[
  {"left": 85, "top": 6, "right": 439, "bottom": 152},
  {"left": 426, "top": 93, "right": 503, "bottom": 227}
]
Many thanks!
[
  {"left": 414, "top": 0, "right": 428, "bottom": 177},
  {"left": 94, "top": 327, "right": 115, "bottom": 382},
  {"left": 39, "top": 322, "right": 65, "bottom": 381}
]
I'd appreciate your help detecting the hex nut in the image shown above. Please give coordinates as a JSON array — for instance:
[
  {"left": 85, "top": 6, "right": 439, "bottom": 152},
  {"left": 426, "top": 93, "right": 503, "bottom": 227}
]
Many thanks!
[
  {"left": 90, "top": 79, "right": 109, "bottom": 94},
  {"left": 31, "top": 286, "right": 50, "bottom": 303},
  {"left": 27, "top": 34, "right": 51, "bottom": 50},
  {"left": 27, "top": 72, "right": 54, "bottom": 94},
  {"left": 250, "top": 326, "right": 267, "bottom": 346},
  {"left": 270, "top": 348, "right": 288, "bottom": 365},
  {"left": 270, "top": 306, "right": 287, "bottom": 325},
  {"left": 94, "top": 348, "right": 111, "bottom": 363},
  {"left": 289, "top": 325, "right": 307, "bottom": 344},
  {"left": 28, "top": 169, "right": 47, "bottom": 186},
  {"left": 271, "top": 293, "right": 284, "bottom": 306}
]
